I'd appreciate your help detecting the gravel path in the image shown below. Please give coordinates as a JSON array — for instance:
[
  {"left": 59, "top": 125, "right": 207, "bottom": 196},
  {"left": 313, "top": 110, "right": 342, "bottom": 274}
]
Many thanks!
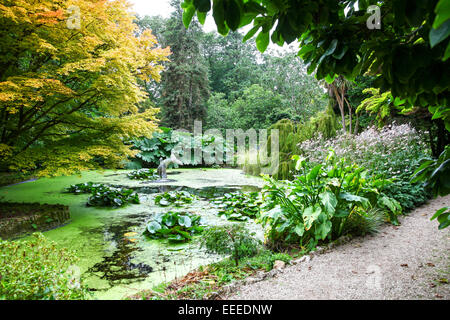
[{"left": 229, "top": 195, "right": 450, "bottom": 300}]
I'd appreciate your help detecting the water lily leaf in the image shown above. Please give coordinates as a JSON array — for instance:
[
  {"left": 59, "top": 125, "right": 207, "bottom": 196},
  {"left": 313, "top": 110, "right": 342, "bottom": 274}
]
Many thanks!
[
  {"left": 146, "top": 221, "right": 162, "bottom": 234},
  {"left": 178, "top": 215, "right": 192, "bottom": 228}
]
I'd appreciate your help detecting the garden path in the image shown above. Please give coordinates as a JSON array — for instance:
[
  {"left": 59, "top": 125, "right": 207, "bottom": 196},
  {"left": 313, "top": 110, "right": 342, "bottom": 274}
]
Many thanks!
[{"left": 229, "top": 195, "right": 450, "bottom": 300}]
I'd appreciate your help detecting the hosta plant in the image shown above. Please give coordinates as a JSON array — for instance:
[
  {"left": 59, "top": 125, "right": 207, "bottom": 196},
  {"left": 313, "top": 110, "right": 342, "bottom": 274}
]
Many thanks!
[
  {"left": 154, "top": 191, "right": 195, "bottom": 207},
  {"left": 211, "top": 192, "right": 262, "bottom": 221},
  {"left": 260, "top": 153, "right": 401, "bottom": 250},
  {"left": 144, "top": 211, "right": 205, "bottom": 242},
  {"left": 127, "top": 168, "right": 159, "bottom": 180}
]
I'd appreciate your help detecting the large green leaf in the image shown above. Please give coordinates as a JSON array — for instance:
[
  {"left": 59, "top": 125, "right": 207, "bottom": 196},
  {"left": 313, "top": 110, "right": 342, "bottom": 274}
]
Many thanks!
[
  {"left": 319, "top": 191, "right": 338, "bottom": 215},
  {"left": 430, "top": 20, "right": 450, "bottom": 48},
  {"left": 315, "top": 221, "right": 332, "bottom": 240},
  {"left": 146, "top": 221, "right": 162, "bottom": 234},
  {"left": 178, "top": 215, "right": 192, "bottom": 228},
  {"left": 256, "top": 30, "right": 270, "bottom": 52},
  {"left": 303, "top": 205, "right": 322, "bottom": 230},
  {"left": 194, "top": 0, "right": 211, "bottom": 12},
  {"left": 433, "top": 0, "right": 450, "bottom": 29},
  {"left": 339, "top": 192, "right": 370, "bottom": 208}
]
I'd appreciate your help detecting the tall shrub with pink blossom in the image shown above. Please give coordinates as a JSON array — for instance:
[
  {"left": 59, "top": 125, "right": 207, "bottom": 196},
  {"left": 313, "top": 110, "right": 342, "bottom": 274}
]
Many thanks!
[{"left": 298, "top": 123, "right": 431, "bottom": 211}]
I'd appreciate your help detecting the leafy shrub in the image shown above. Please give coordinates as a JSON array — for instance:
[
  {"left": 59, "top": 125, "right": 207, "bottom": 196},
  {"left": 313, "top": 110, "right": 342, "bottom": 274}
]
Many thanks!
[
  {"left": 0, "top": 233, "right": 90, "bottom": 300},
  {"left": 260, "top": 153, "right": 401, "bottom": 250},
  {"left": 129, "top": 127, "right": 176, "bottom": 168},
  {"left": 211, "top": 192, "right": 262, "bottom": 221},
  {"left": 129, "top": 127, "right": 232, "bottom": 168},
  {"left": 412, "top": 145, "right": 450, "bottom": 229},
  {"left": 299, "top": 123, "right": 431, "bottom": 211},
  {"left": 65, "top": 182, "right": 109, "bottom": 194},
  {"left": 144, "top": 211, "right": 204, "bottom": 242},
  {"left": 242, "top": 105, "right": 337, "bottom": 180},
  {"left": 154, "top": 191, "right": 195, "bottom": 207},
  {"left": 127, "top": 168, "right": 159, "bottom": 180},
  {"left": 87, "top": 187, "right": 140, "bottom": 208},
  {"left": 201, "top": 224, "right": 262, "bottom": 266}
]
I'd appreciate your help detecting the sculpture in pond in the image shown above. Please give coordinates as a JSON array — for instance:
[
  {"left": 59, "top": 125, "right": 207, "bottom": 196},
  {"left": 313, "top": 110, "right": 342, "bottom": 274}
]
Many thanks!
[{"left": 157, "top": 152, "right": 183, "bottom": 180}]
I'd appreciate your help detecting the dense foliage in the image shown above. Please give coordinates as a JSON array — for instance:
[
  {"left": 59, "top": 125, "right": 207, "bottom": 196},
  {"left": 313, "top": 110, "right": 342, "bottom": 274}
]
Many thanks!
[
  {"left": 0, "top": 233, "right": 90, "bottom": 300},
  {"left": 182, "top": 0, "right": 450, "bottom": 136},
  {"left": 243, "top": 105, "right": 338, "bottom": 180},
  {"left": 260, "top": 154, "right": 401, "bottom": 250},
  {"left": 201, "top": 224, "right": 262, "bottom": 266},
  {"left": 0, "top": 0, "right": 170, "bottom": 176},
  {"left": 127, "top": 127, "right": 177, "bottom": 168},
  {"left": 412, "top": 145, "right": 450, "bottom": 229},
  {"left": 144, "top": 211, "right": 204, "bottom": 242},
  {"left": 299, "top": 123, "right": 431, "bottom": 211}
]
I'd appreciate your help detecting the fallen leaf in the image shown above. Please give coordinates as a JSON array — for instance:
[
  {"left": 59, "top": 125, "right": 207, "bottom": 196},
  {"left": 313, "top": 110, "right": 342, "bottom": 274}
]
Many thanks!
[{"left": 124, "top": 232, "right": 138, "bottom": 237}]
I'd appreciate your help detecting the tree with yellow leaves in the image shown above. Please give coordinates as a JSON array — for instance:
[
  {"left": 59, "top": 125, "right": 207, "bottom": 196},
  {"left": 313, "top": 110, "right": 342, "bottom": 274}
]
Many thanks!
[{"left": 0, "top": 0, "right": 170, "bottom": 176}]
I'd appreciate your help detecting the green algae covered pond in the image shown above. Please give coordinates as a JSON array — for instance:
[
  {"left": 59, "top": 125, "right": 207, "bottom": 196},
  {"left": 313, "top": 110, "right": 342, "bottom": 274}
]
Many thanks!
[{"left": 0, "top": 168, "right": 264, "bottom": 299}]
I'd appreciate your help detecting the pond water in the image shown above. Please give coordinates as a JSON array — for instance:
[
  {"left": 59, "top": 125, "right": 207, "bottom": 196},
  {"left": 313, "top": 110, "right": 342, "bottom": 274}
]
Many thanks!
[{"left": 0, "top": 168, "right": 264, "bottom": 299}]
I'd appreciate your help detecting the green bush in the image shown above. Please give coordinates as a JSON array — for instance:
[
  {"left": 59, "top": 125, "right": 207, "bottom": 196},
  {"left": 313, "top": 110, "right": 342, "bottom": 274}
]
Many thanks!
[
  {"left": 260, "top": 153, "right": 401, "bottom": 250},
  {"left": 243, "top": 105, "right": 337, "bottom": 180},
  {"left": 201, "top": 224, "right": 262, "bottom": 266},
  {"left": 144, "top": 211, "right": 204, "bottom": 242},
  {"left": 0, "top": 233, "right": 90, "bottom": 300}
]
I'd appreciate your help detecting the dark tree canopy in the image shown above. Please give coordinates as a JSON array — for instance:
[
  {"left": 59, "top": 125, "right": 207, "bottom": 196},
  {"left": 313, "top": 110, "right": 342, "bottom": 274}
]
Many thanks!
[{"left": 182, "top": 0, "right": 450, "bottom": 130}]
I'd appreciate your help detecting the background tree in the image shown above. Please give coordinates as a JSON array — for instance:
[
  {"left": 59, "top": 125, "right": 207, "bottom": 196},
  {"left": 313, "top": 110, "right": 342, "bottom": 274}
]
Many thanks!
[
  {"left": 0, "top": 0, "right": 170, "bottom": 176},
  {"left": 182, "top": 0, "right": 450, "bottom": 153},
  {"left": 158, "top": 0, "right": 210, "bottom": 130}
]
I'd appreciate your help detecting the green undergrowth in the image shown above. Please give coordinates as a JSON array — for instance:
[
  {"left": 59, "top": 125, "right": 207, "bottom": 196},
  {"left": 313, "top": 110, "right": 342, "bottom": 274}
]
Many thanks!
[{"left": 128, "top": 249, "right": 296, "bottom": 300}]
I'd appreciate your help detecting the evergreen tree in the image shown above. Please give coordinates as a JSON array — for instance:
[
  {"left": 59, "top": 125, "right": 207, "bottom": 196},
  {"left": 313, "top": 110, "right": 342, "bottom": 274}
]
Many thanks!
[{"left": 159, "top": 0, "right": 210, "bottom": 130}]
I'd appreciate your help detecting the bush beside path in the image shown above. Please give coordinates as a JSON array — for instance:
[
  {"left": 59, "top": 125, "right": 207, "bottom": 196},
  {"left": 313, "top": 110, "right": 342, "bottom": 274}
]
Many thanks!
[{"left": 229, "top": 195, "right": 450, "bottom": 300}]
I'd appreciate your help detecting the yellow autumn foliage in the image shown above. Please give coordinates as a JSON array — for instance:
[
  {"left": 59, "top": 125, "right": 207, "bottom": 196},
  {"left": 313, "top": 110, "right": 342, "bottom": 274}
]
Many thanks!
[{"left": 0, "top": 0, "right": 171, "bottom": 176}]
